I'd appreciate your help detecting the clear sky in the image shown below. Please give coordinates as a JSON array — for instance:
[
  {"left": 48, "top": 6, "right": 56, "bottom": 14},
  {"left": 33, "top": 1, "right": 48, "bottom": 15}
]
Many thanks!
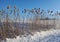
[
  {"left": 0, "top": 0, "right": 60, "bottom": 11},
  {"left": 0, "top": 0, "right": 60, "bottom": 19}
]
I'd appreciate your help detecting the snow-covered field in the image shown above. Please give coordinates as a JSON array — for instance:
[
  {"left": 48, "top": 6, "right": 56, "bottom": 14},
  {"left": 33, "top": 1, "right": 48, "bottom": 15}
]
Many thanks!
[{"left": 1, "top": 29, "right": 60, "bottom": 42}]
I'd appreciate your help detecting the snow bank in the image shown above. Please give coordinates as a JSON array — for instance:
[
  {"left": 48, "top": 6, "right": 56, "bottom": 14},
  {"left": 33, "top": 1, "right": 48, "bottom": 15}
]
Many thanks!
[{"left": 2, "top": 29, "right": 60, "bottom": 42}]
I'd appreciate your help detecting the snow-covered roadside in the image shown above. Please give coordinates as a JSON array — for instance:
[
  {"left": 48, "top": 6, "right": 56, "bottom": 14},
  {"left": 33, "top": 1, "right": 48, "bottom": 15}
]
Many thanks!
[{"left": 1, "top": 29, "right": 60, "bottom": 42}]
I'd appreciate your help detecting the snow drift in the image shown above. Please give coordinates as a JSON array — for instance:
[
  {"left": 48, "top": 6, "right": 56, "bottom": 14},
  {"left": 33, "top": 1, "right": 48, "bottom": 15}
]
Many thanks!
[{"left": 1, "top": 29, "right": 60, "bottom": 42}]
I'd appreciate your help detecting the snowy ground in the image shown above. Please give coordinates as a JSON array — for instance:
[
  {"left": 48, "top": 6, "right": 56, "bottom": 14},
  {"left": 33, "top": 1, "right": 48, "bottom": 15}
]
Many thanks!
[{"left": 1, "top": 29, "right": 60, "bottom": 42}]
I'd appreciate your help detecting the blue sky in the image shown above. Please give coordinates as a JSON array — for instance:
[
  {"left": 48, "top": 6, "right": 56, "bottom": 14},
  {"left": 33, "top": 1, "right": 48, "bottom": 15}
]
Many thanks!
[
  {"left": 0, "top": 0, "right": 60, "bottom": 11},
  {"left": 0, "top": 0, "right": 60, "bottom": 19}
]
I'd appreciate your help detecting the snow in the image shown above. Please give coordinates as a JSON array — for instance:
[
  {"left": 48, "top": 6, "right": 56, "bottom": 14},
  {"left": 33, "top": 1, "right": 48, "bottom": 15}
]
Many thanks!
[{"left": 1, "top": 29, "right": 60, "bottom": 42}]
